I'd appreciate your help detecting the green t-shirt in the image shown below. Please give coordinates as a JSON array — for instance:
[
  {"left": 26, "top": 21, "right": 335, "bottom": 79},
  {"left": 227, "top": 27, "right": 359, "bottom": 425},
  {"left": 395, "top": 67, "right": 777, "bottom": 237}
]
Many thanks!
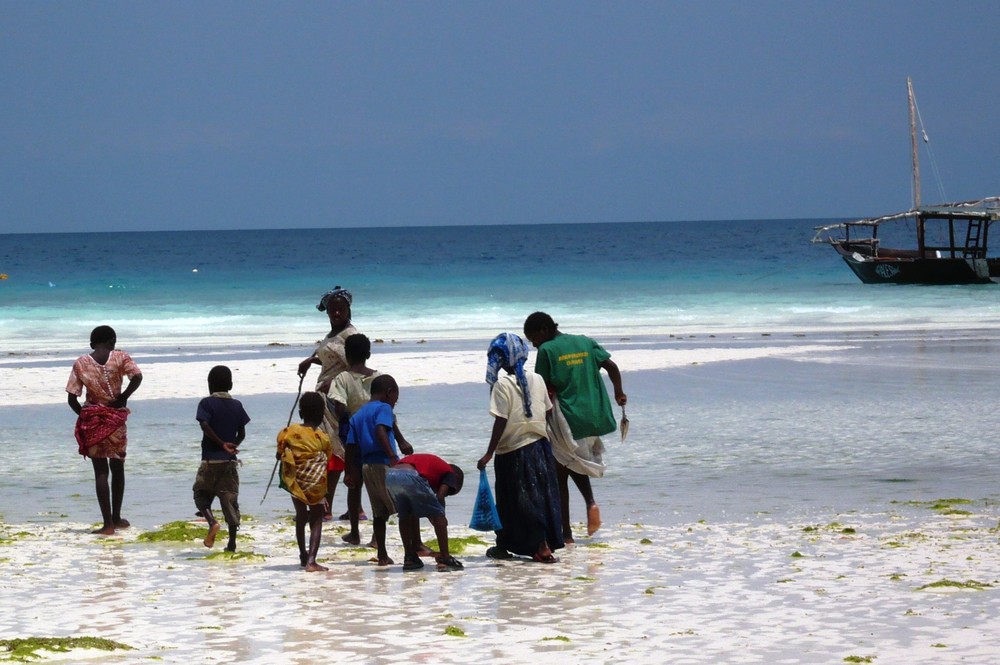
[{"left": 534, "top": 333, "right": 616, "bottom": 439}]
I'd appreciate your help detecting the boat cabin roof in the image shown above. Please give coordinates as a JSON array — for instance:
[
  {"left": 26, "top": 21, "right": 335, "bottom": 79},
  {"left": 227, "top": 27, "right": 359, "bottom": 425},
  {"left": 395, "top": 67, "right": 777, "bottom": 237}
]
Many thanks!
[{"left": 813, "top": 196, "right": 1000, "bottom": 238}]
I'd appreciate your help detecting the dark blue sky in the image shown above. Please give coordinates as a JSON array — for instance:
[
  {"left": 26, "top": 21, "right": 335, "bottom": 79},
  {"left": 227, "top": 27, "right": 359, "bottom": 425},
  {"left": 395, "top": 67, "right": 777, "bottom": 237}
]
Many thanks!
[{"left": 3, "top": 2, "right": 999, "bottom": 233}]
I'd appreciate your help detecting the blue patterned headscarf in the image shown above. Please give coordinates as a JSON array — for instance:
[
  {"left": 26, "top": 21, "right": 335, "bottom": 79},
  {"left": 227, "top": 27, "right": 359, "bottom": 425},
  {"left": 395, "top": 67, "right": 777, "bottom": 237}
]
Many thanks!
[
  {"left": 317, "top": 286, "right": 353, "bottom": 311},
  {"left": 486, "top": 332, "right": 532, "bottom": 417}
]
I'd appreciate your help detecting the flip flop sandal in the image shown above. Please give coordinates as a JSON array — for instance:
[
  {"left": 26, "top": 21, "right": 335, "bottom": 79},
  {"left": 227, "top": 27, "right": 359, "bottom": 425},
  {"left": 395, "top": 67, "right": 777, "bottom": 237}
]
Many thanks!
[
  {"left": 486, "top": 546, "right": 513, "bottom": 560},
  {"left": 436, "top": 555, "right": 464, "bottom": 571},
  {"left": 403, "top": 557, "right": 424, "bottom": 571}
]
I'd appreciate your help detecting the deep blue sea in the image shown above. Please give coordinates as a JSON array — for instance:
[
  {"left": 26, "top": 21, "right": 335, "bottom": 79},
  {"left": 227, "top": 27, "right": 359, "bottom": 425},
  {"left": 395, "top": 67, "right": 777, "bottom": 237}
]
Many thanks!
[{"left": 5, "top": 218, "right": 1000, "bottom": 353}]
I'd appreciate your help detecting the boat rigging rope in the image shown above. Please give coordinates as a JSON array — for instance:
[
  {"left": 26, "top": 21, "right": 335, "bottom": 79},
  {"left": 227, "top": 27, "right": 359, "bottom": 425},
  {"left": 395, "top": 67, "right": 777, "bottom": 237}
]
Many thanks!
[{"left": 911, "top": 86, "right": 948, "bottom": 203}]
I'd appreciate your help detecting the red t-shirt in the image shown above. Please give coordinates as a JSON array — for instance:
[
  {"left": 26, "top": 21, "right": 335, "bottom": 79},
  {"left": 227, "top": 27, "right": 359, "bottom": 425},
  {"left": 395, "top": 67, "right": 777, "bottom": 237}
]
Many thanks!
[{"left": 398, "top": 453, "right": 452, "bottom": 490}]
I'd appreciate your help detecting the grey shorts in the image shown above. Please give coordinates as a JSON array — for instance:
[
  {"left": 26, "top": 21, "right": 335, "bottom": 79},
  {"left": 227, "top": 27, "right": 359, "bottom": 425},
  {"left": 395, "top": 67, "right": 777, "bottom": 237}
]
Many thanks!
[
  {"left": 385, "top": 468, "right": 446, "bottom": 519},
  {"left": 362, "top": 463, "right": 396, "bottom": 519}
]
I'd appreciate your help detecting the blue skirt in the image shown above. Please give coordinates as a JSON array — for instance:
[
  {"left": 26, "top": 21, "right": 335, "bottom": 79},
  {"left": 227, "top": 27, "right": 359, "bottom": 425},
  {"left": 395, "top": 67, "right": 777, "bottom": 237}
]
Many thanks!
[{"left": 493, "top": 438, "right": 564, "bottom": 556}]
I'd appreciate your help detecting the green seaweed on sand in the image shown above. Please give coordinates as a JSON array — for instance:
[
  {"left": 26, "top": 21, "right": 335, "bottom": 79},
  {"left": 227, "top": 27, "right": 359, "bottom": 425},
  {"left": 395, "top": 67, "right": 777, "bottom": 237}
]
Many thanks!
[
  {"left": 573, "top": 576, "right": 596, "bottom": 582},
  {"left": 443, "top": 626, "right": 466, "bottom": 637},
  {"left": 424, "top": 535, "right": 489, "bottom": 555},
  {"left": 136, "top": 521, "right": 215, "bottom": 543},
  {"left": 0, "top": 637, "right": 133, "bottom": 662},
  {"left": 916, "top": 579, "right": 992, "bottom": 591},
  {"left": 843, "top": 656, "right": 875, "bottom": 664},
  {"left": 639, "top": 538, "right": 652, "bottom": 544},
  {"left": 900, "top": 498, "right": 974, "bottom": 515},
  {"left": 199, "top": 550, "right": 266, "bottom": 562},
  {"left": 541, "top": 636, "right": 571, "bottom": 642},
  {"left": 790, "top": 551, "right": 804, "bottom": 558},
  {"left": 585, "top": 542, "right": 610, "bottom": 549}
]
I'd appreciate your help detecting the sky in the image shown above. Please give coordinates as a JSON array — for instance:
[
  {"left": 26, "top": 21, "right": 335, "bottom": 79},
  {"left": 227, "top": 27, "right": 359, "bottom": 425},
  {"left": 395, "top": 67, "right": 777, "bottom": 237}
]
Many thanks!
[{"left": 2, "top": 1, "right": 1000, "bottom": 234}]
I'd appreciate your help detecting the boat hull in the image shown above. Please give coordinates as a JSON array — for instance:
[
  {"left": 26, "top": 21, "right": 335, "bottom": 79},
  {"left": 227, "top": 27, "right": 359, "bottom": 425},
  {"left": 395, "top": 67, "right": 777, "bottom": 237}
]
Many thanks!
[{"left": 837, "top": 251, "right": 996, "bottom": 285}]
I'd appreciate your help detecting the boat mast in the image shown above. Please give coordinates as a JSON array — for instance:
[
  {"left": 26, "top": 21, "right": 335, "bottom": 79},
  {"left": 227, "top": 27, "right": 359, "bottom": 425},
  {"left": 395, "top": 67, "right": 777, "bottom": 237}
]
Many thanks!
[{"left": 908, "top": 77, "right": 924, "bottom": 252}]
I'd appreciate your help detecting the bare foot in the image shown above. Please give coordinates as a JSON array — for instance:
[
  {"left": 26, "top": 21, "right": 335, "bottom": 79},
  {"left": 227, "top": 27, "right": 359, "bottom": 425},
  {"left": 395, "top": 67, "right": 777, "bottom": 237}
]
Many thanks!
[
  {"left": 587, "top": 504, "right": 601, "bottom": 536},
  {"left": 299, "top": 553, "right": 309, "bottom": 567},
  {"left": 376, "top": 556, "right": 394, "bottom": 566},
  {"left": 416, "top": 545, "right": 438, "bottom": 558},
  {"left": 563, "top": 534, "right": 575, "bottom": 545},
  {"left": 91, "top": 525, "right": 115, "bottom": 536},
  {"left": 305, "top": 561, "right": 329, "bottom": 572},
  {"left": 341, "top": 532, "right": 361, "bottom": 545},
  {"left": 204, "top": 522, "right": 220, "bottom": 548},
  {"left": 367, "top": 539, "right": 377, "bottom": 549},
  {"left": 113, "top": 518, "right": 130, "bottom": 529}
]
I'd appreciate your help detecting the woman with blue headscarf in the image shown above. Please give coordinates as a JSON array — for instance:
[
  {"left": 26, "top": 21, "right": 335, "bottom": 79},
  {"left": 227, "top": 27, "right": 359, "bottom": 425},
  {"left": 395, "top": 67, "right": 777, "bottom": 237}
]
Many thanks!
[{"left": 477, "top": 333, "right": 564, "bottom": 562}]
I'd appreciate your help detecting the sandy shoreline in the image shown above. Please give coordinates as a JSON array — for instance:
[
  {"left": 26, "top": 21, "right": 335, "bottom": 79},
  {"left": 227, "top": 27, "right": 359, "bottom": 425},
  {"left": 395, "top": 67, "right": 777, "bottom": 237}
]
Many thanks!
[
  {"left": 3, "top": 501, "right": 999, "bottom": 663},
  {"left": 5, "top": 327, "right": 1000, "bottom": 662},
  {"left": 7, "top": 326, "right": 992, "bottom": 406}
]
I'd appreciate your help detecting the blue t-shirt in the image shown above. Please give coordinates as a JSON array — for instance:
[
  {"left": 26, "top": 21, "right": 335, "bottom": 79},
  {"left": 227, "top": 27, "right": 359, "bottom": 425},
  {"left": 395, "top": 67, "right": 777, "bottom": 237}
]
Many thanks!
[
  {"left": 346, "top": 400, "right": 397, "bottom": 465},
  {"left": 196, "top": 396, "right": 251, "bottom": 461}
]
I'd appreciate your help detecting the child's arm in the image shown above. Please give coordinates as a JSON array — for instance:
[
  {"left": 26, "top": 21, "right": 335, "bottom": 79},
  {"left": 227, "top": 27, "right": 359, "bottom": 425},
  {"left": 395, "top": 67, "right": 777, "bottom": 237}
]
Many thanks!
[
  {"left": 599, "top": 358, "right": 627, "bottom": 406},
  {"left": 67, "top": 393, "right": 82, "bottom": 415},
  {"left": 200, "top": 421, "right": 238, "bottom": 456},
  {"left": 393, "top": 419, "right": 413, "bottom": 456},
  {"left": 375, "top": 424, "right": 399, "bottom": 465},
  {"left": 477, "top": 416, "right": 508, "bottom": 470},
  {"left": 109, "top": 373, "right": 143, "bottom": 409}
]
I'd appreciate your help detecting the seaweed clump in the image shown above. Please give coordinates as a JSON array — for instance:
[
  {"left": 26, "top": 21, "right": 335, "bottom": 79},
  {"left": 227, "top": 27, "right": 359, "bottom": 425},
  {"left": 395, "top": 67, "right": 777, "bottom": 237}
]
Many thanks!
[
  {"left": 0, "top": 636, "right": 133, "bottom": 662},
  {"left": 136, "top": 521, "right": 212, "bottom": 543}
]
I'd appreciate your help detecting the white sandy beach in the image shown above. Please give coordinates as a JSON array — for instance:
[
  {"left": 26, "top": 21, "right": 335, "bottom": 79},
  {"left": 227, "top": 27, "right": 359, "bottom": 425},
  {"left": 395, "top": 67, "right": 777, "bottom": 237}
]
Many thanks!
[{"left": 3, "top": 329, "right": 1000, "bottom": 663}]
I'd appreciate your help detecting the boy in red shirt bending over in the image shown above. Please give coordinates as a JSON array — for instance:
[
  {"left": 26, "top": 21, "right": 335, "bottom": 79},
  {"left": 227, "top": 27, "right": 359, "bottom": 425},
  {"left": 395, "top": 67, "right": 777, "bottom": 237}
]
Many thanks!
[{"left": 385, "top": 453, "right": 464, "bottom": 572}]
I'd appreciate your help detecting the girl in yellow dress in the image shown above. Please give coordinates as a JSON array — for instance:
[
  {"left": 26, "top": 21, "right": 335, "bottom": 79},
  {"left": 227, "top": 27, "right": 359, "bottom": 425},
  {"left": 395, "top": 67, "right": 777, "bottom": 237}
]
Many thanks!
[{"left": 277, "top": 392, "right": 333, "bottom": 572}]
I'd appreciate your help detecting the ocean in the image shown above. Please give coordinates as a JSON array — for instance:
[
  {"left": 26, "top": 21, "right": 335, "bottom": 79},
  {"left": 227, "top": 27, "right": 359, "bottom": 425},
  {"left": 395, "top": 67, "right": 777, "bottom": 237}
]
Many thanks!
[
  {"left": 3, "top": 219, "right": 1000, "bottom": 528},
  {"left": 5, "top": 218, "right": 1000, "bottom": 355}
]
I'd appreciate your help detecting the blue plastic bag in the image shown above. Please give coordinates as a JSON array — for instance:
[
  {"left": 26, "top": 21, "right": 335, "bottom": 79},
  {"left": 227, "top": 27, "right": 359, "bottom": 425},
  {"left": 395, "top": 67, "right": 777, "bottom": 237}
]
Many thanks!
[{"left": 469, "top": 468, "right": 502, "bottom": 531}]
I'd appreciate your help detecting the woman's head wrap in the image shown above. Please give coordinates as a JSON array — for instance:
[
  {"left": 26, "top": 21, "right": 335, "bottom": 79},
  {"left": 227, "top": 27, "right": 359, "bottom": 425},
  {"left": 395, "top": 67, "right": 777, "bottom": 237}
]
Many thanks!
[
  {"left": 486, "top": 332, "right": 532, "bottom": 417},
  {"left": 317, "top": 286, "right": 353, "bottom": 311}
]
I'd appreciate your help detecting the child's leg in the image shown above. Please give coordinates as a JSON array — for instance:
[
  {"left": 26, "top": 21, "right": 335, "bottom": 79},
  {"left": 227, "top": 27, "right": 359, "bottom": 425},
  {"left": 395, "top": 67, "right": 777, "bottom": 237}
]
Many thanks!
[
  {"left": 427, "top": 514, "right": 449, "bottom": 559},
  {"left": 342, "top": 480, "right": 362, "bottom": 544},
  {"left": 567, "top": 468, "right": 600, "bottom": 536},
  {"left": 324, "top": 470, "right": 342, "bottom": 519},
  {"left": 202, "top": 504, "right": 221, "bottom": 548},
  {"left": 217, "top": 463, "right": 241, "bottom": 551},
  {"left": 304, "top": 503, "right": 328, "bottom": 572},
  {"left": 555, "top": 462, "right": 573, "bottom": 542},
  {"left": 292, "top": 498, "right": 309, "bottom": 566},
  {"left": 109, "top": 458, "right": 128, "bottom": 528},
  {"left": 90, "top": 457, "right": 115, "bottom": 535},
  {"left": 217, "top": 491, "right": 240, "bottom": 551},
  {"left": 372, "top": 517, "right": 392, "bottom": 565}
]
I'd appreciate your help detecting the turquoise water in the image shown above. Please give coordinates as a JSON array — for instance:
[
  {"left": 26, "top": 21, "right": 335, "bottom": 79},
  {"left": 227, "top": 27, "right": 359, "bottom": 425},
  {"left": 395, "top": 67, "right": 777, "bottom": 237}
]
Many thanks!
[
  {"left": 5, "top": 219, "right": 1000, "bottom": 353},
  {"left": 4, "top": 220, "right": 1000, "bottom": 527}
]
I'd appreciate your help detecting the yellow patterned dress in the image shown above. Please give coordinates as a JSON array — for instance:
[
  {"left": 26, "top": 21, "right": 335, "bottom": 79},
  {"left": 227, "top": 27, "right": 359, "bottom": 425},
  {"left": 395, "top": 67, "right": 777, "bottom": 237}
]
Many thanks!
[{"left": 277, "top": 424, "right": 333, "bottom": 505}]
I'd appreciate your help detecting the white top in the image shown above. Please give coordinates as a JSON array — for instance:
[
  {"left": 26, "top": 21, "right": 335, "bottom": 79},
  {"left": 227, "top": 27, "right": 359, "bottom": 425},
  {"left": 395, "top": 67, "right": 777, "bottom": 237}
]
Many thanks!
[
  {"left": 489, "top": 372, "right": 552, "bottom": 455},
  {"left": 329, "top": 369, "right": 380, "bottom": 416}
]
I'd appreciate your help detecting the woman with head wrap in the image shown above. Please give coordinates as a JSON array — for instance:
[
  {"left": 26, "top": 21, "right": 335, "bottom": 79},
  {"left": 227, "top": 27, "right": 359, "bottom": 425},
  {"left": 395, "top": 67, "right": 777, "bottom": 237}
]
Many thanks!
[
  {"left": 297, "top": 286, "right": 358, "bottom": 518},
  {"left": 477, "top": 333, "right": 564, "bottom": 563}
]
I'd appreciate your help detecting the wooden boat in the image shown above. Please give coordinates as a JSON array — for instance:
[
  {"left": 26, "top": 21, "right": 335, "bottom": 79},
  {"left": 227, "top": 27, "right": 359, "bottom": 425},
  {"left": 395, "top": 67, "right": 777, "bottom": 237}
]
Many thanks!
[{"left": 812, "top": 79, "right": 1000, "bottom": 284}]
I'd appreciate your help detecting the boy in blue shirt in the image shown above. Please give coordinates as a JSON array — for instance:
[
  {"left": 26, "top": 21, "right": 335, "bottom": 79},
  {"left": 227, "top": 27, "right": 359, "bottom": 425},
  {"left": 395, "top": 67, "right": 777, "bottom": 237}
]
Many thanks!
[
  {"left": 346, "top": 374, "right": 411, "bottom": 566},
  {"left": 194, "top": 365, "right": 251, "bottom": 551}
]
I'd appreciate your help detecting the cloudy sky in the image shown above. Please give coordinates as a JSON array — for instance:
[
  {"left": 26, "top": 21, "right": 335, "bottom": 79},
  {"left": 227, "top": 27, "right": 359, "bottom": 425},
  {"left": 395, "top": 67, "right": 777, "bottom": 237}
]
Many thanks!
[{"left": 3, "top": 1, "right": 999, "bottom": 233}]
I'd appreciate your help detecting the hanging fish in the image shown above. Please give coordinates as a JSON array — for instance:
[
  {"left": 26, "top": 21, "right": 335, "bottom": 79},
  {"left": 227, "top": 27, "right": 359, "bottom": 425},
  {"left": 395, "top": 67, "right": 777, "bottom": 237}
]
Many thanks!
[{"left": 619, "top": 407, "right": 630, "bottom": 443}]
